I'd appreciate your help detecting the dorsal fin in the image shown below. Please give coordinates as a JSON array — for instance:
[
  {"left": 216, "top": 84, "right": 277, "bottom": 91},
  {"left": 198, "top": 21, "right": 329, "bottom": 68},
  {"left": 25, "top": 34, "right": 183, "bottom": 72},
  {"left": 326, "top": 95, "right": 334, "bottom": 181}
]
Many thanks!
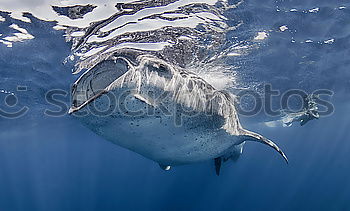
[{"left": 240, "top": 129, "right": 288, "bottom": 164}]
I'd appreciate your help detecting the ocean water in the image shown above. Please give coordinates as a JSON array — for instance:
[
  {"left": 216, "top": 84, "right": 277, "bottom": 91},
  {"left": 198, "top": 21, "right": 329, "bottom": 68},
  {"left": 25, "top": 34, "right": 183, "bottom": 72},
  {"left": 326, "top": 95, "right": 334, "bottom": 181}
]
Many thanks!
[{"left": 0, "top": 0, "right": 350, "bottom": 210}]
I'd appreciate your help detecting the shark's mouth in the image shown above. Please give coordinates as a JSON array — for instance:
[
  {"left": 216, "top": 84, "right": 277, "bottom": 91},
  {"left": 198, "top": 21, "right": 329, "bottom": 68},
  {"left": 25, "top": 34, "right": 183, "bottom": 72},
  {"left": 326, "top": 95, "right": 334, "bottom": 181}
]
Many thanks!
[{"left": 69, "top": 57, "right": 129, "bottom": 113}]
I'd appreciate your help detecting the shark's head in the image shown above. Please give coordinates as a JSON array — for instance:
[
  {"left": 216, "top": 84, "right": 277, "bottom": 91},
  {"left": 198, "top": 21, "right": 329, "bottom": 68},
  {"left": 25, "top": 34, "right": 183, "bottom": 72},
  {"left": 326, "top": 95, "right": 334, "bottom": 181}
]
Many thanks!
[{"left": 69, "top": 55, "right": 130, "bottom": 114}]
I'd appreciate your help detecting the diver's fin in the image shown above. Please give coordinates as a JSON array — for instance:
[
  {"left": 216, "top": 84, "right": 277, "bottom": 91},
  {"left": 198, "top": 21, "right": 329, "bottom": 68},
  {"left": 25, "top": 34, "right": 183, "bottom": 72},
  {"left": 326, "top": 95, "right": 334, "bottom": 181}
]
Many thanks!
[
  {"left": 159, "top": 164, "right": 171, "bottom": 171},
  {"left": 214, "top": 157, "right": 222, "bottom": 176},
  {"left": 241, "top": 129, "right": 289, "bottom": 164}
]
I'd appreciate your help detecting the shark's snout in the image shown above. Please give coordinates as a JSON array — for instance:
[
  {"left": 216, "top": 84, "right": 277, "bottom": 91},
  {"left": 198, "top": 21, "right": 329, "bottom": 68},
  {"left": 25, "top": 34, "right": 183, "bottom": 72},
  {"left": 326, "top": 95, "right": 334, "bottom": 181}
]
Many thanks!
[{"left": 70, "top": 57, "right": 129, "bottom": 114}]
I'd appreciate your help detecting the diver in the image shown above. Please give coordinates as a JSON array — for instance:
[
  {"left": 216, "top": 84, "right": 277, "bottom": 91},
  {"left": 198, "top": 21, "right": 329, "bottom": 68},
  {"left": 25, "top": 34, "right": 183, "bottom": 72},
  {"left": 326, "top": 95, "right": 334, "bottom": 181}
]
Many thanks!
[{"left": 282, "top": 94, "right": 320, "bottom": 127}]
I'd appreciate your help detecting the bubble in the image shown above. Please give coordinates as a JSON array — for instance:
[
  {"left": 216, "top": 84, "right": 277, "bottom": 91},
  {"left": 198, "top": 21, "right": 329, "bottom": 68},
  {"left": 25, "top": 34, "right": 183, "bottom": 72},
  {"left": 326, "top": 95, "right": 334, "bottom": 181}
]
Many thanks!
[{"left": 5, "top": 94, "right": 17, "bottom": 107}]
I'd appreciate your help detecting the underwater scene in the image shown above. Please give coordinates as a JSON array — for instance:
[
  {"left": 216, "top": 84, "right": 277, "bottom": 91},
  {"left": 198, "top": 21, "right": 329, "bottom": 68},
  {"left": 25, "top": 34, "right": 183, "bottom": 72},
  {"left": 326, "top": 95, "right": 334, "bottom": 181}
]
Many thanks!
[{"left": 0, "top": 0, "right": 349, "bottom": 210}]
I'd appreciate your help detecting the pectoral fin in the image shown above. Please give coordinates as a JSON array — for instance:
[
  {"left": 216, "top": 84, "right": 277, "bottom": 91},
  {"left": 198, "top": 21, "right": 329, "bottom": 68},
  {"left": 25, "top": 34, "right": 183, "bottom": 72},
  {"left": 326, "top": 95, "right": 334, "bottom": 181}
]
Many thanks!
[
  {"left": 214, "top": 157, "right": 222, "bottom": 176},
  {"left": 159, "top": 164, "right": 171, "bottom": 171}
]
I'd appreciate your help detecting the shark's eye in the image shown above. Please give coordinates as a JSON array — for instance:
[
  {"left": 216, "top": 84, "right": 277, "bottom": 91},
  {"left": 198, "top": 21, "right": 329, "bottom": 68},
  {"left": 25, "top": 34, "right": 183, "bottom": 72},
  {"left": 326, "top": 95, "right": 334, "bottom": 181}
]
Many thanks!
[
  {"left": 158, "top": 64, "right": 167, "bottom": 72},
  {"left": 148, "top": 63, "right": 172, "bottom": 79}
]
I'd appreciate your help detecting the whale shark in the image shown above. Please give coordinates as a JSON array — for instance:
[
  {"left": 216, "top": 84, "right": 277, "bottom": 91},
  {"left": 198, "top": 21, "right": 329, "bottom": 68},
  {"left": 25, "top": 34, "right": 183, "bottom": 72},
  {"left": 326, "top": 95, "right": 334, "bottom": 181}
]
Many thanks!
[{"left": 69, "top": 50, "right": 288, "bottom": 175}]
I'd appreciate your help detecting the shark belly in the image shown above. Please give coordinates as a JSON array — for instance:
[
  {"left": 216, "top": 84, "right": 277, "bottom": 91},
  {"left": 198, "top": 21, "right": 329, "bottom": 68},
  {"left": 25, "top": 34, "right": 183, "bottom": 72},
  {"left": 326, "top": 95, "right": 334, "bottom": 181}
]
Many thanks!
[{"left": 75, "top": 88, "right": 242, "bottom": 166}]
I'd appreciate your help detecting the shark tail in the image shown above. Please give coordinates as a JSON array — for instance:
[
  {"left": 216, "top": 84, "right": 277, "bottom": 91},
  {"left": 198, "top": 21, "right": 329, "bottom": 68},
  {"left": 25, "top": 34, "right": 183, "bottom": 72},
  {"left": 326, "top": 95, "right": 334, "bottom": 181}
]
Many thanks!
[
  {"left": 240, "top": 129, "right": 289, "bottom": 164},
  {"left": 213, "top": 130, "right": 287, "bottom": 176}
]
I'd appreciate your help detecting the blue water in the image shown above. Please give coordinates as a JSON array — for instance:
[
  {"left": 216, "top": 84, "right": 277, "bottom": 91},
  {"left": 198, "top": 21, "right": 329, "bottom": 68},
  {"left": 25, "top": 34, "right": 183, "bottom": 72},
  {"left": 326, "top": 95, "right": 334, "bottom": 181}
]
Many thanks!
[{"left": 1, "top": 0, "right": 350, "bottom": 210}]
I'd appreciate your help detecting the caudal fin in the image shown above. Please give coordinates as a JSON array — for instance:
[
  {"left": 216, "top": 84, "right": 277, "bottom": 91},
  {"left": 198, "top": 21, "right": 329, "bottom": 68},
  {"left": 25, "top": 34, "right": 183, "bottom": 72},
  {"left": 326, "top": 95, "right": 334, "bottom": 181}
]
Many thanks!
[{"left": 241, "top": 130, "right": 289, "bottom": 164}]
